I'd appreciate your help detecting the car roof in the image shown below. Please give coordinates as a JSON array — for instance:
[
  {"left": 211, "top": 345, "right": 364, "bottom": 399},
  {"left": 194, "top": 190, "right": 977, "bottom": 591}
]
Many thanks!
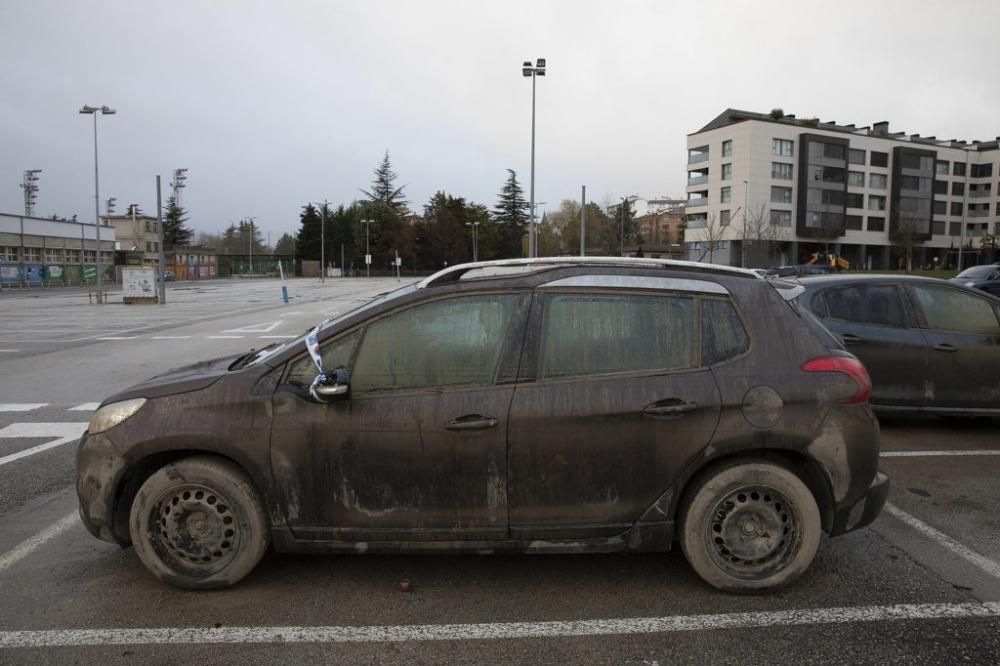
[
  {"left": 795, "top": 273, "right": 948, "bottom": 287},
  {"left": 417, "top": 257, "right": 761, "bottom": 289}
]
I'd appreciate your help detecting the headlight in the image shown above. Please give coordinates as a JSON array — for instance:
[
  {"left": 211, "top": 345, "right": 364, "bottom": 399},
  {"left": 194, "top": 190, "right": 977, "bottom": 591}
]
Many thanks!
[{"left": 89, "top": 398, "right": 147, "bottom": 434}]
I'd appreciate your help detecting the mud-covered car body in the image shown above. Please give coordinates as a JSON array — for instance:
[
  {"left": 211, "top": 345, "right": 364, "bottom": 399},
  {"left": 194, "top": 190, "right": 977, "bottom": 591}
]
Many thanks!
[{"left": 78, "top": 258, "right": 887, "bottom": 587}]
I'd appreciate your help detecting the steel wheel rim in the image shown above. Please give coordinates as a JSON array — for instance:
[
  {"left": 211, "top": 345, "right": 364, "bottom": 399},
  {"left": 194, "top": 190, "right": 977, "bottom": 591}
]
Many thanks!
[
  {"left": 151, "top": 483, "right": 241, "bottom": 575},
  {"left": 705, "top": 485, "right": 801, "bottom": 580}
]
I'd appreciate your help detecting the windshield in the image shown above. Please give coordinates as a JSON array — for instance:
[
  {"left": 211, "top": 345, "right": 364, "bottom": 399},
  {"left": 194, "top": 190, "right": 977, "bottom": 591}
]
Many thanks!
[
  {"left": 956, "top": 265, "right": 996, "bottom": 280},
  {"left": 242, "top": 283, "right": 418, "bottom": 367}
]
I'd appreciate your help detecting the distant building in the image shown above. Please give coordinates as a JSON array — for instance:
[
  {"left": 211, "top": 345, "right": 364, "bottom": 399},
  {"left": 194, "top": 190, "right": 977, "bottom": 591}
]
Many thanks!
[
  {"left": 103, "top": 208, "right": 161, "bottom": 266},
  {"left": 685, "top": 108, "right": 1000, "bottom": 268},
  {"left": 0, "top": 212, "right": 116, "bottom": 285},
  {"left": 169, "top": 245, "right": 218, "bottom": 280}
]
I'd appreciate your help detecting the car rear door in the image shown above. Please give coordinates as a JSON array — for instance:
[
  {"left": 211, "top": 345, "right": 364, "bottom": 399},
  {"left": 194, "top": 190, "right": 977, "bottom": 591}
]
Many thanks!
[
  {"left": 506, "top": 276, "right": 723, "bottom": 540},
  {"left": 808, "top": 283, "right": 927, "bottom": 408},
  {"left": 904, "top": 283, "right": 1000, "bottom": 410}
]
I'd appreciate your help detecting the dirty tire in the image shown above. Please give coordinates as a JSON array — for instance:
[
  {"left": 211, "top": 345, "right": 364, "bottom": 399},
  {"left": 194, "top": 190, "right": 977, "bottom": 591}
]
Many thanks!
[
  {"left": 679, "top": 460, "right": 820, "bottom": 594},
  {"left": 129, "top": 456, "right": 269, "bottom": 590}
]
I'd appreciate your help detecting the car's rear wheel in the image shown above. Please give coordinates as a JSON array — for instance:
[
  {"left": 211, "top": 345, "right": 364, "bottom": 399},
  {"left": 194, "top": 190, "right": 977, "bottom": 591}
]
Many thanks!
[
  {"left": 680, "top": 460, "right": 820, "bottom": 593},
  {"left": 129, "top": 456, "right": 269, "bottom": 589}
]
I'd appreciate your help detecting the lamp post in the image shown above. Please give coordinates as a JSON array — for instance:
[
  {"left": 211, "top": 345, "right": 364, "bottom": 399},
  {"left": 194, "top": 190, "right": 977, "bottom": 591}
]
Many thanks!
[
  {"left": 522, "top": 57, "right": 546, "bottom": 258},
  {"left": 361, "top": 219, "right": 374, "bottom": 277},
  {"left": 79, "top": 104, "right": 115, "bottom": 298},
  {"left": 313, "top": 201, "right": 330, "bottom": 282},
  {"left": 741, "top": 180, "right": 749, "bottom": 268},
  {"left": 465, "top": 221, "right": 480, "bottom": 262}
]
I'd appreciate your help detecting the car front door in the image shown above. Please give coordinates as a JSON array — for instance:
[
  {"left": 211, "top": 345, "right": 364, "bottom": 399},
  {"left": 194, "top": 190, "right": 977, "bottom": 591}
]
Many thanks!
[
  {"left": 905, "top": 283, "right": 1000, "bottom": 410},
  {"left": 270, "top": 292, "right": 530, "bottom": 542},
  {"left": 506, "top": 284, "right": 722, "bottom": 540},
  {"left": 810, "top": 283, "right": 927, "bottom": 408}
]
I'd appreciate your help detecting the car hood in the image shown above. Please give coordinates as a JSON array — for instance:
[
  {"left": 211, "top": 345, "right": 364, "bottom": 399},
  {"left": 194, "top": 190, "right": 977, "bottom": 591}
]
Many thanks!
[{"left": 102, "top": 354, "right": 239, "bottom": 404}]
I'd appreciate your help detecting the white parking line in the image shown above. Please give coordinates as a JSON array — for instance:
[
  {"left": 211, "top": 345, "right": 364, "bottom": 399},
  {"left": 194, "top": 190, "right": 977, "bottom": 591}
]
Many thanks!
[
  {"left": 259, "top": 335, "right": 296, "bottom": 339},
  {"left": 0, "top": 404, "right": 48, "bottom": 412},
  {"left": 96, "top": 337, "right": 138, "bottom": 341},
  {"left": 206, "top": 335, "right": 244, "bottom": 339},
  {"left": 884, "top": 503, "right": 1000, "bottom": 580},
  {"left": 0, "top": 512, "right": 78, "bottom": 577},
  {"left": 152, "top": 335, "right": 192, "bottom": 340},
  {"left": 69, "top": 403, "right": 101, "bottom": 412},
  {"left": 0, "top": 349, "right": 20, "bottom": 353},
  {"left": 0, "top": 602, "right": 998, "bottom": 648},
  {"left": 882, "top": 450, "right": 1000, "bottom": 457},
  {"left": 0, "top": 423, "right": 88, "bottom": 467}
]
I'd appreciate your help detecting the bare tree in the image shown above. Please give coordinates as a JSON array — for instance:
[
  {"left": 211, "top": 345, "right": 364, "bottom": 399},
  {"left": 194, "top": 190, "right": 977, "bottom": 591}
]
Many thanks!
[
  {"left": 891, "top": 219, "right": 924, "bottom": 272},
  {"left": 742, "top": 204, "right": 791, "bottom": 268},
  {"left": 696, "top": 213, "right": 729, "bottom": 263}
]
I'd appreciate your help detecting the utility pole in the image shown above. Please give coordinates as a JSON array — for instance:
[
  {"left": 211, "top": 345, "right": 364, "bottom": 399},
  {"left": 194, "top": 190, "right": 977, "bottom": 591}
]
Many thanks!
[
  {"left": 79, "top": 104, "right": 115, "bottom": 299},
  {"left": 741, "top": 180, "right": 750, "bottom": 268},
  {"left": 580, "top": 185, "right": 586, "bottom": 257},
  {"left": 522, "top": 58, "right": 546, "bottom": 257},
  {"left": 156, "top": 176, "right": 166, "bottom": 305},
  {"left": 361, "top": 219, "right": 374, "bottom": 277}
]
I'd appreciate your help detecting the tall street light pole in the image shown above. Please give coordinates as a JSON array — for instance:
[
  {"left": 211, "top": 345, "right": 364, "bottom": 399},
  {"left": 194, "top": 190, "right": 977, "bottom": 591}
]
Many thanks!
[
  {"left": 361, "top": 219, "right": 374, "bottom": 277},
  {"left": 522, "top": 58, "right": 546, "bottom": 258},
  {"left": 79, "top": 104, "right": 115, "bottom": 299},
  {"left": 741, "top": 180, "right": 750, "bottom": 267},
  {"left": 314, "top": 201, "right": 330, "bottom": 282},
  {"left": 466, "top": 221, "right": 480, "bottom": 262}
]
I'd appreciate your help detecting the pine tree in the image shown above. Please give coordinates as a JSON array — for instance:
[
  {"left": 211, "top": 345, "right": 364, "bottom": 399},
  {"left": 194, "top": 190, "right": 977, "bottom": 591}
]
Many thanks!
[
  {"left": 162, "top": 196, "right": 193, "bottom": 247},
  {"left": 275, "top": 233, "right": 295, "bottom": 257},
  {"left": 492, "top": 169, "right": 529, "bottom": 258},
  {"left": 361, "top": 150, "right": 408, "bottom": 213},
  {"left": 295, "top": 204, "right": 322, "bottom": 260}
]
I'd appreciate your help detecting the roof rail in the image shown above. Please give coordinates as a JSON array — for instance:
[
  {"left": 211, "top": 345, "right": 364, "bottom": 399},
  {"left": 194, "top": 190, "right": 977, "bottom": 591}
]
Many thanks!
[{"left": 417, "top": 257, "right": 760, "bottom": 289}]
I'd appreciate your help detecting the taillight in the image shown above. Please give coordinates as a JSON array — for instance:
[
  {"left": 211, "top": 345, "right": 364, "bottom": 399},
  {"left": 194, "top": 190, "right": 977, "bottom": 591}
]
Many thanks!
[{"left": 801, "top": 356, "right": 872, "bottom": 404}]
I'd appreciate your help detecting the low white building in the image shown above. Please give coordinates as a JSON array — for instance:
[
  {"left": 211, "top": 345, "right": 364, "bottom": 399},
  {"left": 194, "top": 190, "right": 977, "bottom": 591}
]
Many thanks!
[
  {"left": 685, "top": 109, "right": 1000, "bottom": 269},
  {"left": 0, "top": 213, "right": 116, "bottom": 285}
]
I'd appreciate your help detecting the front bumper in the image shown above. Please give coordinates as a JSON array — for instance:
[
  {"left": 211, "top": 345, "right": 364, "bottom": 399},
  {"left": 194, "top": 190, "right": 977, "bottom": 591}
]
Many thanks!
[
  {"left": 76, "top": 430, "right": 129, "bottom": 546},
  {"left": 829, "top": 471, "right": 890, "bottom": 536}
]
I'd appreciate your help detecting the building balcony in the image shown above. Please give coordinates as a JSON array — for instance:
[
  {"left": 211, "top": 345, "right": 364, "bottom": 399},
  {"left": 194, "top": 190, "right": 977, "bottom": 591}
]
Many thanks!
[
  {"left": 968, "top": 208, "right": 990, "bottom": 218},
  {"left": 687, "top": 152, "right": 710, "bottom": 165},
  {"left": 687, "top": 175, "right": 708, "bottom": 187},
  {"left": 686, "top": 197, "right": 708, "bottom": 208},
  {"left": 969, "top": 190, "right": 993, "bottom": 198}
]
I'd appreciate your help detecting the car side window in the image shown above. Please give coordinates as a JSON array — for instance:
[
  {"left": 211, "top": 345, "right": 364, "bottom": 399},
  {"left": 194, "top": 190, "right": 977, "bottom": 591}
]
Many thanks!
[
  {"left": 909, "top": 285, "right": 1000, "bottom": 336},
  {"left": 539, "top": 293, "right": 694, "bottom": 379},
  {"left": 350, "top": 295, "right": 516, "bottom": 394},
  {"left": 701, "top": 298, "right": 749, "bottom": 365},
  {"left": 822, "top": 284, "right": 906, "bottom": 328},
  {"left": 286, "top": 330, "right": 361, "bottom": 388}
]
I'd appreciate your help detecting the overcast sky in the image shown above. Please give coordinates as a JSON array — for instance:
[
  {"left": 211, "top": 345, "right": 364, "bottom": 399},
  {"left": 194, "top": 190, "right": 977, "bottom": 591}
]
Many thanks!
[{"left": 3, "top": 0, "right": 999, "bottom": 242}]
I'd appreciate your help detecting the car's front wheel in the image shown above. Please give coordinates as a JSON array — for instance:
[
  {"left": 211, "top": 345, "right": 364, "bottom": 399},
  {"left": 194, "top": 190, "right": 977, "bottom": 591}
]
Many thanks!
[
  {"left": 129, "top": 455, "right": 269, "bottom": 589},
  {"left": 680, "top": 460, "right": 821, "bottom": 593}
]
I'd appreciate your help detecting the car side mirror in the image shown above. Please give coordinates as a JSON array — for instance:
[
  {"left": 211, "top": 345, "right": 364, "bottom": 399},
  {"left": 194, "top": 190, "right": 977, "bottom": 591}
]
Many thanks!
[{"left": 314, "top": 366, "right": 350, "bottom": 400}]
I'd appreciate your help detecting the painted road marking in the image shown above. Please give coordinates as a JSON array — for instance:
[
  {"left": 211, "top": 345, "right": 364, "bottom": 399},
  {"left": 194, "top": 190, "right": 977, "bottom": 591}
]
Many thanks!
[
  {"left": 69, "top": 403, "right": 101, "bottom": 412},
  {"left": 96, "top": 336, "right": 138, "bottom": 341},
  {"left": 224, "top": 321, "right": 282, "bottom": 334},
  {"left": 152, "top": 335, "right": 192, "bottom": 340},
  {"left": 882, "top": 450, "right": 1000, "bottom": 457},
  {"left": 0, "top": 512, "right": 78, "bottom": 577},
  {"left": 0, "top": 349, "right": 20, "bottom": 353},
  {"left": 884, "top": 503, "right": 1000, "bottom": 580},
  {"left": 0, "top": 404, "right": 48, "bottom": 412},
  {"left": 206, "top": 335, "right": 244, "bottom": 339},
  {"left": 279, "top": 311, "right": 305, "bottom": 316},
  {"left": 0, "top": 602, "right": 998, "bottom": 648},
  {"left": 0, "top": 423, "right": 88, "bottom": 467},
  {"left": 259, "top": 335, "right": 296, "bottom": 339}
]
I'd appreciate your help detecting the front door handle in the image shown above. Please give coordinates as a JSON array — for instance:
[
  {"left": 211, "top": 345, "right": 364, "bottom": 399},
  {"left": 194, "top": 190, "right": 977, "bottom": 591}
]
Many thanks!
[
  {"left": 444, "top": 414, "right": 498, "bottom": 431},
  {"left": 841, "top": 333, "right": 862, "bottom": 345},
  {"left": 643, "top": 400, "right": 698, "bottom": 418},
  {"left": 932, "top": 343, "right": 958, "bottom": 353}
]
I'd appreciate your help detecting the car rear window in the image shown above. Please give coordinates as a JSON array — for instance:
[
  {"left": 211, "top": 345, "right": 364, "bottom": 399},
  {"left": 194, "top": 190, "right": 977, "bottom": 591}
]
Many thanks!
[{"left": 701, "top": 298, "right": 749, "bottom": 365}]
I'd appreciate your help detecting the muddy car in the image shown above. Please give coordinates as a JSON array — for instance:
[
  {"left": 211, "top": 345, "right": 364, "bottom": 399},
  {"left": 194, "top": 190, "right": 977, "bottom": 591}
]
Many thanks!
[{"left": 77, "top": 258, "right": 887, "bottom": 593}]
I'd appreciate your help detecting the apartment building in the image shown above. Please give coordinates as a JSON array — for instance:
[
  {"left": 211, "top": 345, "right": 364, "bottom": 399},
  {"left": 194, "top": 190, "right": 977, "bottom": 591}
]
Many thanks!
[
  {"left": 104, "top": 207, "right": 162, "bottom": 266},
  {"left": 685, "top": 109, "right": 1000, "bottom": 269}
]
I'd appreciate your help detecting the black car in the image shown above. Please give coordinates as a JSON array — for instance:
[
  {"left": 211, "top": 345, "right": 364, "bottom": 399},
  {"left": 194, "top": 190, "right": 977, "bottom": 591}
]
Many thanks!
[
  {"left": 765, "top": 264, "right": 835, "bottom": 278},
  {"left": 797, "top": 273, "right": 1000, "bottom": 416},
  {"left": 952, "top": 262, "right": 1000, "bottom": 297},
  {"left": 77, "top": 257, "right": 886, "bottom": 593}
]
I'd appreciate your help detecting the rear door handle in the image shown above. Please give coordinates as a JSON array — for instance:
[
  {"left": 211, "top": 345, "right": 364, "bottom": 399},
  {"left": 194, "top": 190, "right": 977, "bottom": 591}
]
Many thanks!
[
  {"left": 932, "top": 343, "right": 958, "bottom": 353},
  {"left": 643, "top": 400, "right": 698, "bottom": 418},
  {"left": 444, "top": 414, "right": 498, "bottom": 431},
  {"left": 841, "top": 333, "right": 862, "bottom": 345}
]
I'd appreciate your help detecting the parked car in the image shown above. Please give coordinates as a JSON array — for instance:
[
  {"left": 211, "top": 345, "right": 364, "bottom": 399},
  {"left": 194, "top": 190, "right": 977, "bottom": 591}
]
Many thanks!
[
  {"left": 796, "top": 274, "right": 1000, "bottom": 415},
  {"left": 765, "top": 264, "right": 835, "bottom": 278},
  {"left": 163, "top": 270, "right": 176, "bottom": 282},
  {"left": 77, "top": 258, "right": 886, "bottom": 593},
  {"left": 951, "top": 262, "right": 1000, "bottom": 297}
]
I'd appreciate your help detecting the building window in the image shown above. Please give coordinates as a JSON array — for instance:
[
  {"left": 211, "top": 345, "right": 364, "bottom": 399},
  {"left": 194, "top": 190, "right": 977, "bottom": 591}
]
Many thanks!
[
  {"left": 846, "top": 192, "right": 864, "bottom": 208},
  {"left": 720, "top": 186, "right": 732, "bottom": 203},
  {"left": 83, "top": 250, "right": 96, "bottom": 264},
  {"left": 932, "top": 221, "right": 946, "bottom": 235},
  {"left": 936, "top": 160, "right": 950, "bottom": 175},
  {"left": 867, "top": 217, "right": 885, "bottom": 232},
  {"left": 45, "top": 248, "right": 63, "bottom": 264},
  {"left": 719, "top": 209, "right": 731, "bottom": 226},
  {"left": 868, "top": 195, "right": 886, "bottom": 211},
  {"left": 933, "top": 180, "right": 948, "bottom": 195},
  {"left": 101, "top": 251, "right": 113, "bottom": 264},
  {"left": 771, "top": 138, "right": 794, "bottom": 157},
  {"left": 846, "top": 215, "right": 863, "bottom": 230},
  {"left": 146, "top": 241, "right": 152, "bottom": 252},
  {"left": 871, "top": 151, "right": 888, "bottom": 168},
  {"left": 770, "top": 186, "right": 792, "bottom": 203},
  {"left": 23, "top": 247, "right": 42, "bottom": 262},
  {"left": 953, "top": 162, "right": 966, "bottom": 177},
  {"left": 951, "top": 202, "right": 964, "bottom": 216},
  {"left": 65, "top": 249, "right": 80, "bottom": 264},
  {"left": 145, "top": 220, "right": 151, "bottom": 232},
  {"left": 951, "top": 181, "right": 965, "bottom": 196},
  {"left": 721, "top": 163, "right": 732, "bottom": 180},
  {"left": 848, "top": 149, "right": 866, "bottom": 165},
  {"left": 869, "top": 173, "right": 887, "bottom": 189},
  {"left": 722, "top": 140, "right": 732, "bottom": 157},
  {"left": 0, "top": 246, "right": 17, "bottom": 262},
  {"left": 809, "top": 166, "right": 846, "bottom": 183},
  {"left": 848, "top": 171, "right": 865, "bottom": 187},
  {"left": 769, "top": 210, "right": 792, "bottom": 227},
  {"left": 771, "top": 162, "right": 793, "bottom": 180},
  {"left": 949, "top": 222, "right": 961, "bottom": 236},
  {"left": 686, "top": 214, "right": 707, "bottom": 229},
  {"left": 933, "top": 200, "right": 947, "bottom": 216},
  {"left": 971, "top": 163, "right": 994, "bottom": 178},
  {"left": 154, "top": 242, "right": 159, "bottom": 252}
]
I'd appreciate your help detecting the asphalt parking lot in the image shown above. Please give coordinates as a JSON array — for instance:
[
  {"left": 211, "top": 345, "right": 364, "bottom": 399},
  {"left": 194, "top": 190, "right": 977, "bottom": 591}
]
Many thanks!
[{"left": 1, "top": 278, "right": 999, "bottom": 664}]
